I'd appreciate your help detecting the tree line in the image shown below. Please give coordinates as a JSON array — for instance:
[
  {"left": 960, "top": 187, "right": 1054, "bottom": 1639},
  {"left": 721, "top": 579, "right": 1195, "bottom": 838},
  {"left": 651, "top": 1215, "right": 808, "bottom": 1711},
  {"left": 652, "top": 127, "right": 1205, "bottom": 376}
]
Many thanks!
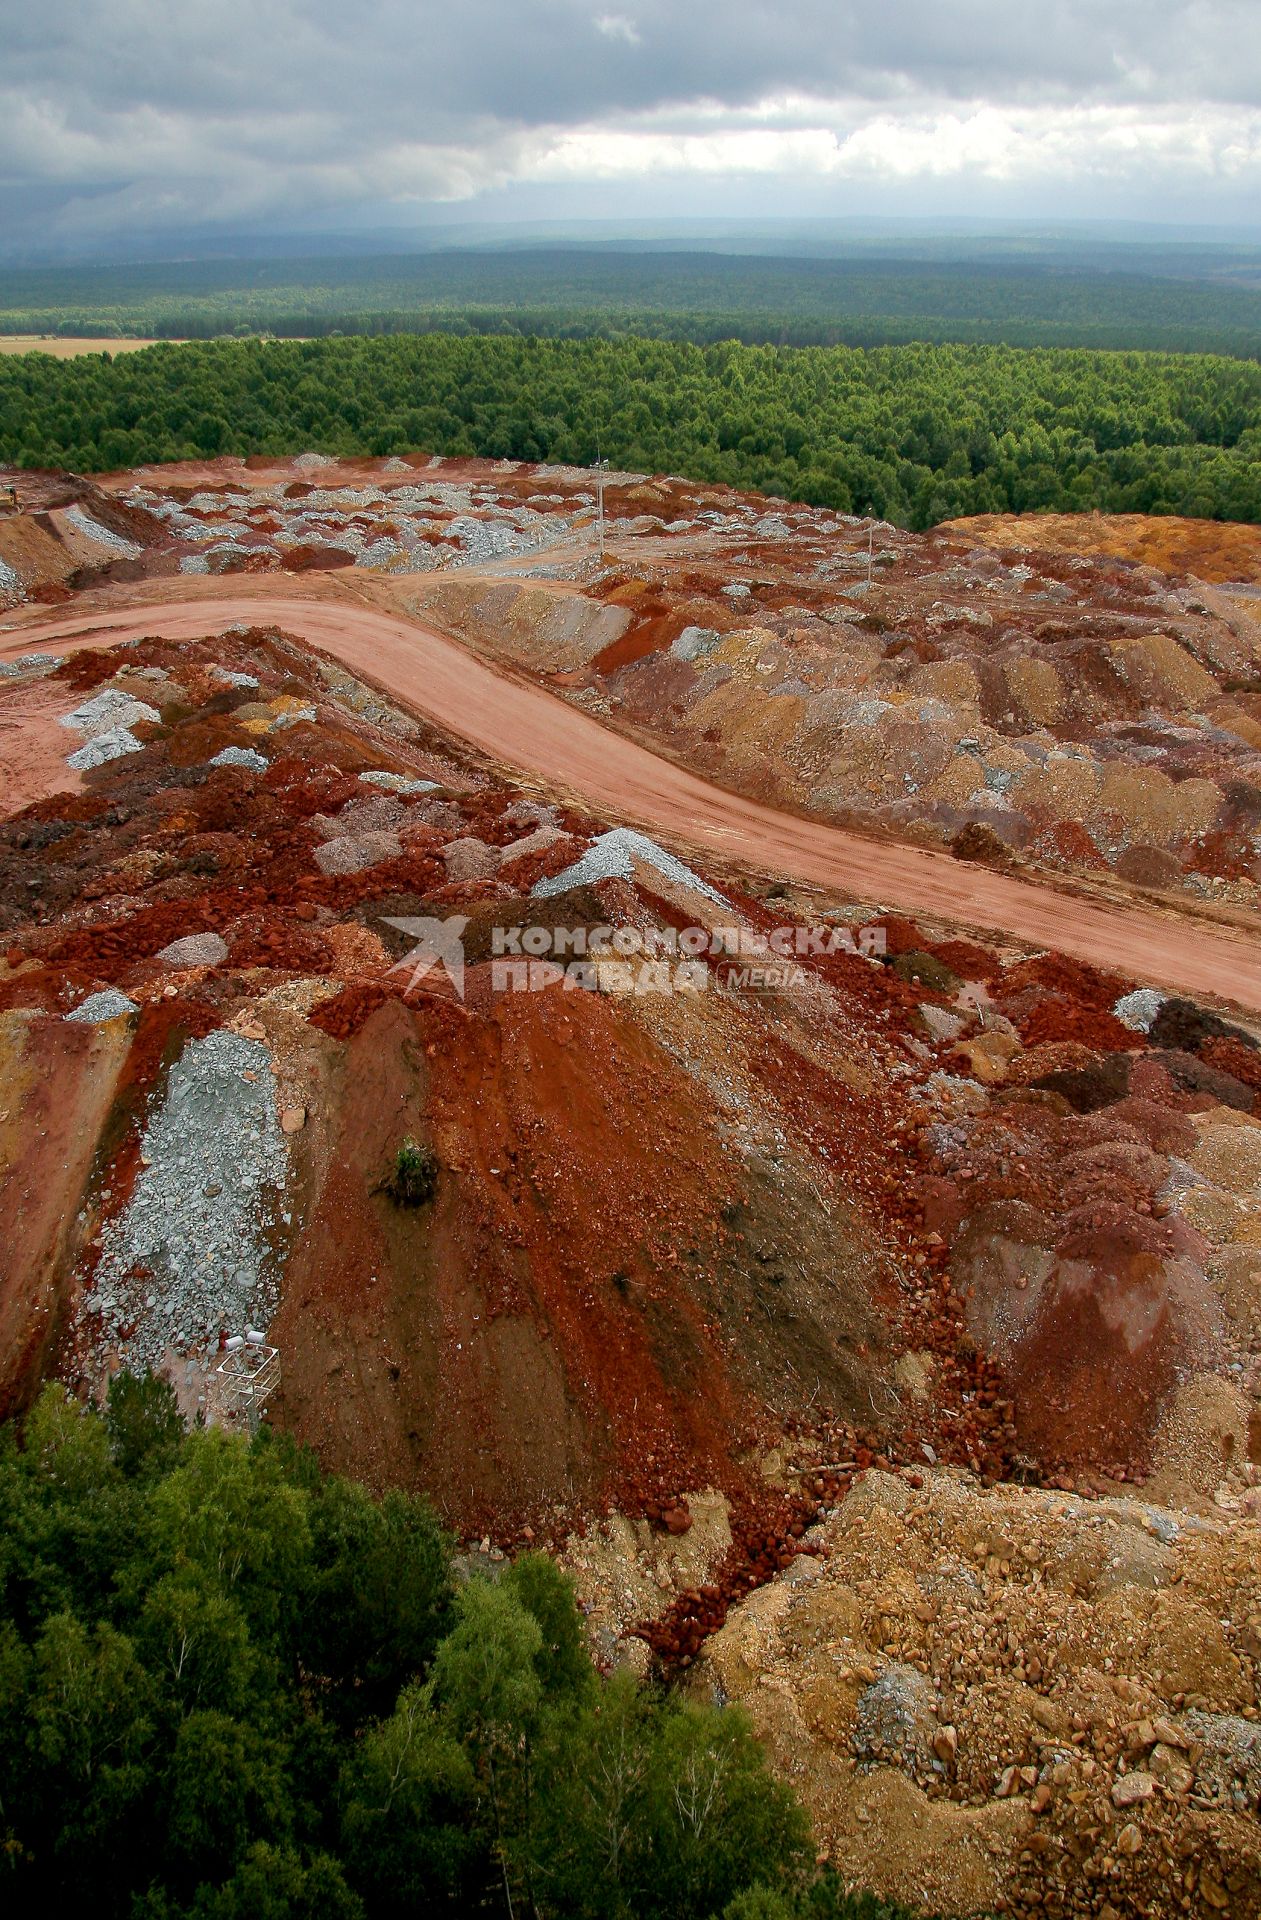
[
  {"left": 0, "top": 1378, "right": 916, "bottom": 1920},
  {"left": 4, "top": 247, "right": 1261, "bottom": 357},
  {"left": 2, "top": 333, "right": 1259, "bottom": 528}
]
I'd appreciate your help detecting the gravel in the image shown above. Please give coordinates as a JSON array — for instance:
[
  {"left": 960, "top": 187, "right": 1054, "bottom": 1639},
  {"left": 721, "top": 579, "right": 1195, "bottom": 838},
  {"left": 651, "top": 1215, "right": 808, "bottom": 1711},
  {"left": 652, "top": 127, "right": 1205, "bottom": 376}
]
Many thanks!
[
  {"left": 1180, "top": 1710, "right": 1261, "bottom": 1808},
  {"left": 359, "top": 769, "right": 440, "bottom": 794},
  {"left": 66, "top": 988, "right": 139, "bottom": 1024},
  {"left": 671, "top": 626, "right": 720, "bottom": 663},
  {"left": 503, "top": 799, "right": 558, "bottom": 828},
  {"left": 87, "top": 1029, "right": 289, "bottom": 1368},
  {"left": 130, "top": 475, "right": 584, "bottom": 579},
  {"left": 155, "top": 931, "right": 229, "bottom": 968},
  {"left": 1114, "top": 987, "right": 1166, "bottom": 1033},
  {"left": 919, "top": 1004, "right": 966, "bottom": 1044},
  {"left": 210, "top": 745, "right": 268, "bottom": 772},
  {"left": 499, "top": 823, "right": 569, "bottom": 868},
  {"left": 853, "top": 1664, "right": 938, "bottom": 1776},
  {"left": 211, "top": 666, "right": 261, "bottom": 690},
  {"left": 532, "top": 827, "right": 727, "bottom": 904},
  {"left": 64, "top": 505, "right": 142, "bottom": 558},
  {"left": 270, "top": 704, "right": 317, "bottom": 730},
  {"left": 355, "top": 538, "right": 408, "bottom": 569},
  {"left": 313, "top": 830, "right": 402, "bottom": 876},
  {"left": 62, "top": 687, "right": 160, "bottom": 737},
  {"left": 0, "top": 652, "right": 60, "bottom": 677},
  {"left": 316, "top": 794, "right": 406, "bottom": 839},
  {"left": 0, "top": 557, "right": 22, "bottom": 603},
  {"left": 443, "top": 516, "right": 538, "bottom": 565},
  {"left": 441, "top": 836, "right": 501, "bottom": 882},
  {"left": 67, "top": 726, "right": 144, "bottom": 770}
]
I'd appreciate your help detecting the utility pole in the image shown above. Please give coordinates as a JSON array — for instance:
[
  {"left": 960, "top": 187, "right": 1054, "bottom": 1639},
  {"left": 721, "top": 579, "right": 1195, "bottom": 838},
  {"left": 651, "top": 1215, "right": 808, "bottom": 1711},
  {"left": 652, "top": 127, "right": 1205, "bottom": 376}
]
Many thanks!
[{"left": 594, "top": 446, "right": 609, "bottom": 563}]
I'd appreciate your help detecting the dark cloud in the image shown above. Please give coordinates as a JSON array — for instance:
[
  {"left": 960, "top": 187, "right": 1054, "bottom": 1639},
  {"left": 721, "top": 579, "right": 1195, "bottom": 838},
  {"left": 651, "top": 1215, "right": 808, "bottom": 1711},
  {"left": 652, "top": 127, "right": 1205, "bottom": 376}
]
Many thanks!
[{"left": 1, "top": 1, "right": 1258, "bottom": 244}]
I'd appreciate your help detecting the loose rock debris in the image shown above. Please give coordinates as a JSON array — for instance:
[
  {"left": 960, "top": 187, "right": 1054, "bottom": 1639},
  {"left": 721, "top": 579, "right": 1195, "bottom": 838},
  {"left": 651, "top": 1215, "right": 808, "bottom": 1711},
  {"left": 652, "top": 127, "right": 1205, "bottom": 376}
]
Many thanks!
[
  {"left": 87, "top": 1029, "right": 289, "bottom": 1373},
  {"left": 66, "top": 724, "right": 145, "bottom": 770},
  {"left": 534, "top": 826, "right": 728, "bottom": 903},
  {"left": 2, "top": 452, "right": 1261, "bottom": 1920},
  {"left": 692, "top": 1466, "right": 1261, "bottom": 1919},
  {"left": 66, "top": 988, "right": 138, "bottom": 1025}
]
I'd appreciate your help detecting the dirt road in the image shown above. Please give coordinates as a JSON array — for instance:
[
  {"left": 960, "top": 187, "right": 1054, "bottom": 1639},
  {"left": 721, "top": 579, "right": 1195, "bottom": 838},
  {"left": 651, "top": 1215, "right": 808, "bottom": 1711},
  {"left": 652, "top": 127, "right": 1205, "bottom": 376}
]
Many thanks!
[{"left": 7, "top": 590, "right": 1261, "bottom": 1012}]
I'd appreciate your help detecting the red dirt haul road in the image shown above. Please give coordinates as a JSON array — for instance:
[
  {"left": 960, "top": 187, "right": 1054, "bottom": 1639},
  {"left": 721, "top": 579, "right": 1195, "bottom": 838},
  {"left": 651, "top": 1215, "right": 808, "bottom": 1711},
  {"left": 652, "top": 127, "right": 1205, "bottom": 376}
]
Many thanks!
[{"left": 7, "top": 589, "right": 1261, "bottom": 1012}]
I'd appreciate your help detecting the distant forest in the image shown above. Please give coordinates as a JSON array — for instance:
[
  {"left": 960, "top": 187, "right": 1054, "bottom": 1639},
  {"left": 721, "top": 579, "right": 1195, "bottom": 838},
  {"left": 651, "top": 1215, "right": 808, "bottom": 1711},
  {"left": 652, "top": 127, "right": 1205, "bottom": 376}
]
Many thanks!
[
  {"left": 3, "top": 247, "right": 1261, "bottom": 356},
  {"left": 2, "top": 334, "right": 1260, "bottom": 528}
]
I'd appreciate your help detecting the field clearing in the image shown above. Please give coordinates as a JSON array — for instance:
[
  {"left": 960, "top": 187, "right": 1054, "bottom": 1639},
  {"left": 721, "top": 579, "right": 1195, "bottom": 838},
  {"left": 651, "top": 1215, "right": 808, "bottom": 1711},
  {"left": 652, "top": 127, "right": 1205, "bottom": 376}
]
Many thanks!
[{"left": 0, "top": 334, "right": 180, "bottom": 357}]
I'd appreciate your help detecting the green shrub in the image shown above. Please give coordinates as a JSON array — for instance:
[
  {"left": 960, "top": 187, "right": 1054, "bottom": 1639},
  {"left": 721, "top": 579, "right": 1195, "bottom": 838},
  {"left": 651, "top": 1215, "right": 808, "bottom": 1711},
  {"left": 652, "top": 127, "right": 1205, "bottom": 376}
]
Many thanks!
[{"left": 384, "top": 1139, "right": 438, "bottom": 1208}]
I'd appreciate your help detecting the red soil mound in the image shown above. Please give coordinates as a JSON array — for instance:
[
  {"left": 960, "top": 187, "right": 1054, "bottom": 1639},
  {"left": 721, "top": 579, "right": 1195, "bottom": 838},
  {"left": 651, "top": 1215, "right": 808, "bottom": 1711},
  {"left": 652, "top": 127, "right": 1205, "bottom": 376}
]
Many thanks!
[
  {"left": 274, "top": 986, "right": 894, "bottom": 1533},
  {"left": 1017, "top": 997, "right": 1141, "bottom": 1053},
  {"left": 308, "top": 981, "right": 395, "bottom": 1039}
]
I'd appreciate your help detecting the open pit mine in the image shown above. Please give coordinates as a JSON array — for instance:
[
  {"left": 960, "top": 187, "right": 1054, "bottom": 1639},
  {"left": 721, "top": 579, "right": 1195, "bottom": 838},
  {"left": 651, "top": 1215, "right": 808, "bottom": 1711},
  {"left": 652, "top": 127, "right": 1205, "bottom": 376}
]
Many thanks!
[{"left": 3, "top": 452, "right": 1261, "bottom": 1917}]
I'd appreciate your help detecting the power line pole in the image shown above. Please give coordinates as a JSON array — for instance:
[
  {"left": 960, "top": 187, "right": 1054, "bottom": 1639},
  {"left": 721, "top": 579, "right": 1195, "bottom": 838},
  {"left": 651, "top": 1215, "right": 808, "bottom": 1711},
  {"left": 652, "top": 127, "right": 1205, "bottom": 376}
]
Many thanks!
[{"left": 594, "top": 446, "right": 609, "bottom": 563}]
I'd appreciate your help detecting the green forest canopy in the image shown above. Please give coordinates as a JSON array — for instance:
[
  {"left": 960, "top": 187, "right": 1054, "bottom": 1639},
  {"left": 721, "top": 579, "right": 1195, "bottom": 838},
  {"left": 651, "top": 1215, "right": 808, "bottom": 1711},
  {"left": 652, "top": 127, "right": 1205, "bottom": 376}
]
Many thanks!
[
  {"left": 2, "top": 332, "right": 1260, "bottom": 528},
  {"left": 0, "top": 1377, "right": 921, "bottom": 1920},
  {"left": 4, "top": 247, "right": 1261, "bottom": 356}
]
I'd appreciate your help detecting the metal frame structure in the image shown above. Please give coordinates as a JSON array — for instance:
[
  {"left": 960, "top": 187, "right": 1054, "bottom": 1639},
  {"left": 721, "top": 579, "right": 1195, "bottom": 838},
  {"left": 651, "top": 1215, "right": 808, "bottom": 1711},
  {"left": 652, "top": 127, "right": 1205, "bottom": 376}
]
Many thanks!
[{"left": 211, "top": 1341, "right": 280, "bottom": 1432}]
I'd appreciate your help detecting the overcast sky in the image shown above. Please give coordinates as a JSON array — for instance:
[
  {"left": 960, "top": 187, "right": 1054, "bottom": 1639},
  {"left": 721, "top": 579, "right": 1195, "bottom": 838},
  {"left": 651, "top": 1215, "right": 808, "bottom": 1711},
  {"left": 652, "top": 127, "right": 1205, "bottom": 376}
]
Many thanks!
[{"left": 3, "top": 1, "right": 1261, "bottom": 251}]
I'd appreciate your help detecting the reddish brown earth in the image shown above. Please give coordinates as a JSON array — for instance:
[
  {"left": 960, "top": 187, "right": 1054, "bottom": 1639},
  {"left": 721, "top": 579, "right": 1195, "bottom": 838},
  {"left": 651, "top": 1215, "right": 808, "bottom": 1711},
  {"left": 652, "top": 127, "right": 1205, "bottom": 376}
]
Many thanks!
[
  {"left": 9, "top": 457, "right": 1261, "bottom": 909},
  {"left": 275, "top": 980, "right": 895, "bottom": 1533},
  {"left": 5, "top": 468, "right": 1261, "bottom": 1918},
  {"left": 0, "top": 1011, "right": 130, "bottom": 1415},
  {"left": 0, "top": 674, "right": 85, "bottom": 812},
  {"left": 8, "top": 591, "right": 1261, "bottom": 1013},
  {"left": 0, "top": 626, "right": 923, "bottom": 1535},
  {"left": 1, "top": 613, "right": 1257, "bottom": 1516}
]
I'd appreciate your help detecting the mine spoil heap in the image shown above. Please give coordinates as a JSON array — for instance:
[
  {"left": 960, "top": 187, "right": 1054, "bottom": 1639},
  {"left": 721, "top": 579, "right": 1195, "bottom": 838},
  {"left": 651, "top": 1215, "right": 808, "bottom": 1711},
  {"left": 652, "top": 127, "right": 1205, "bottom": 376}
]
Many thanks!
[{"left": 1, "top": 453, "right": 1260, "bottom": 1919}]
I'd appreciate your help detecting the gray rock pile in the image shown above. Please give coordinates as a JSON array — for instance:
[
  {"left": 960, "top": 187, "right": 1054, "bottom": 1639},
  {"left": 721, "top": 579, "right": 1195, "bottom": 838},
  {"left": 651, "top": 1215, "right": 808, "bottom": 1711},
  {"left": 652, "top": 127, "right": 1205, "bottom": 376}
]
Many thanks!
[
  {"left": 64, "top": 506, "right": 141, "bottom": 557},
  {"left": 67, "top": 726, "right": 145, "bottom": 770},
  {"left": 671, "top": 626, "right": 720, "bottom": 662},
  {"left": 442, "top": 837, "right": 501, "bottom": 882},
  {"left": 67, "top": 989, "right": 138, "bottom": 1025},
  {"left": 87, "top": 1030, "right": 290, "bottom": 1368},
  {"left": 533, "top": 827, "right": 727, "bottom": 905},
  {"left": 359, "top": 769, "right": 439, "bottom": 795},
  {"left": 314, "top": 830, "right": 402, "bottom": 876},
  {"left": 853, "top": 1663, "right": 939, "bottom": 1778},
  {"left": 61, "top": 687, "right": 160, "bottom": 736},
  {"left": 211, "top": 746, "right": 268, "bottom": 772},
  {"left": 155, "top": 931, "right": 229, "bottom": 968},
  {"left": 0, "top": 652, "right": 59, "bottom": 677}
]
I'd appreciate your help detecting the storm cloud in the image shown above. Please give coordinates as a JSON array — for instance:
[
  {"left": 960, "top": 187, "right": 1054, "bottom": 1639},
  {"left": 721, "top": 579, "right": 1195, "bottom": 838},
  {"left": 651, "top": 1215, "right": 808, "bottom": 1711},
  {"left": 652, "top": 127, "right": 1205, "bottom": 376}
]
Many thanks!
[{"left": 2, "top": 1, "right": 1259, "bottom": 243}]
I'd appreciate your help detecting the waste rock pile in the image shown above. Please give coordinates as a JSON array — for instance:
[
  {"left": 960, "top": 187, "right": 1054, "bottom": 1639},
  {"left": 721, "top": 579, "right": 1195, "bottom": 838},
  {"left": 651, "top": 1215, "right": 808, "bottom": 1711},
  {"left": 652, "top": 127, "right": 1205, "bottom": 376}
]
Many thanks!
[
  {"left": 1, "top": 453, "right": 1260, "bottom": 1918},
  {"left": 87, "top": 1029, "right": 289, "bottom": 1370},
  {"left": 694, "top": 1466, "right": 1261, "bottom": 1919}
]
